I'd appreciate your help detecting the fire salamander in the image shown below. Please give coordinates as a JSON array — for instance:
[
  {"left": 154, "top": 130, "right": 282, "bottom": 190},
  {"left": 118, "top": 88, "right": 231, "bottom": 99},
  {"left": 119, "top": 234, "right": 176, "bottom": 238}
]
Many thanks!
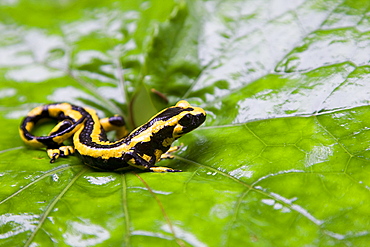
[{"left": 19, "top": 101, "right": 206, "bottom": 172}]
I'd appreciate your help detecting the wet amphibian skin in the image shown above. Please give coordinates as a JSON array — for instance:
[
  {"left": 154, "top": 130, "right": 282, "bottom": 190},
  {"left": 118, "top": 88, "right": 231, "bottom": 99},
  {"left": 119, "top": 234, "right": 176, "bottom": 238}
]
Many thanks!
[{"left": 19, "top": 101, "right": 206, "bottom": 172}]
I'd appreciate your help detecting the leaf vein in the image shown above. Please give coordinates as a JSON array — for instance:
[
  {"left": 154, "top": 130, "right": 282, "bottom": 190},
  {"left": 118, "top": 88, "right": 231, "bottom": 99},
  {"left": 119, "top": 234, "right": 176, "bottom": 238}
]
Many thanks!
[
  {"left": 0, "top": 165, "right": 80, "bottom": 205},
  {"left": 23, "top": 167, "right": 87, "bottom": 247}
]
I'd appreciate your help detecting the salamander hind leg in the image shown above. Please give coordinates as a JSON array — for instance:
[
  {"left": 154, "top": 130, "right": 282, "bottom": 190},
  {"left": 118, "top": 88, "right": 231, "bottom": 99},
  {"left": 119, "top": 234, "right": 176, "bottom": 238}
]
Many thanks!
[
  {"left": 100, "top": 115, "right": 128, "bottom": 139},
  {"left": 47, "top": 146, "right": 75, "bottom": 163}
]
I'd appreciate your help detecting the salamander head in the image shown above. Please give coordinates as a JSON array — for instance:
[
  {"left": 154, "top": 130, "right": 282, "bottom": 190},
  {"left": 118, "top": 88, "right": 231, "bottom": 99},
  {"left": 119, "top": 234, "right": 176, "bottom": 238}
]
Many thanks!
[{"left": 170, "top": 100, "right": 206, "bottom": 137}]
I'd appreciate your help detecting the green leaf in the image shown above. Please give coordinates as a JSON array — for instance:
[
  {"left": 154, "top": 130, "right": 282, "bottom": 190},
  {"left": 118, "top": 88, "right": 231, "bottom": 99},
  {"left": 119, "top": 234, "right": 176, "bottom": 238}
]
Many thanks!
[{"left": 1, "top": 0, "right": 370, "bottom": 246}]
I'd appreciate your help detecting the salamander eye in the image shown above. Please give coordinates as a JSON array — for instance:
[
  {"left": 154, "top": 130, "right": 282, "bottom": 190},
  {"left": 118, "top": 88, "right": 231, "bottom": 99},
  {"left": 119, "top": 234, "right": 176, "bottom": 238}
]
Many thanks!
[{"left": 178, "top": 114, "right": 193, "bottom": 126}]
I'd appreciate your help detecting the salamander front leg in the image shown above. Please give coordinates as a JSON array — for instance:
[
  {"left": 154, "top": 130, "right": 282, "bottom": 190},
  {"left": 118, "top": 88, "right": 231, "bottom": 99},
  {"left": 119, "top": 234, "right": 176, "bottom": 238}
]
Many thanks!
[
  {"left": 124, "top": 152, "right": 182, "bottom": 172},
  {"left": 159, "top": 144, "right": 183, "bottom": 161},
  {"left": 149, "top": 166, "right": 182, "bottom": 172}
]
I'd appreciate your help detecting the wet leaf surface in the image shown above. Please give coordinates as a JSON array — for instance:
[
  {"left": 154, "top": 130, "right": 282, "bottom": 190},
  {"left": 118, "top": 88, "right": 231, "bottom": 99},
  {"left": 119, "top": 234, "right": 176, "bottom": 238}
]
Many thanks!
[{"left": 1, "top": 0, "right": 370, "bottom": 246}]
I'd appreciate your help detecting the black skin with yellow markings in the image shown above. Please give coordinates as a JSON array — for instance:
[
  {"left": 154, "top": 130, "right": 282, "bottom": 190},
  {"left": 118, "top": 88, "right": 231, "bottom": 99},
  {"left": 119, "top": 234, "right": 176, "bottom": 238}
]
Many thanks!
[{"left": 19, "top": 101, "right": 206, "bottom": 172}]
